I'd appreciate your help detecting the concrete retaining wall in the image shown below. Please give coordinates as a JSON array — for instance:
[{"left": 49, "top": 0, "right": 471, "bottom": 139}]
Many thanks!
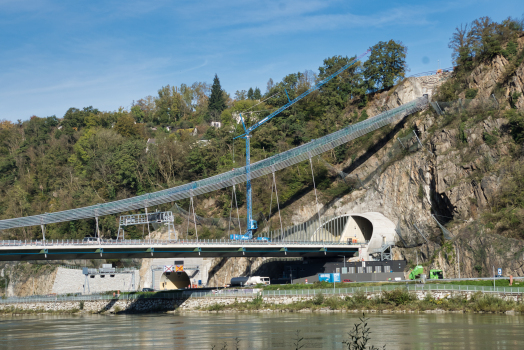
[{"left": 1, "top": 290, "right": 522, "bottom": 314}]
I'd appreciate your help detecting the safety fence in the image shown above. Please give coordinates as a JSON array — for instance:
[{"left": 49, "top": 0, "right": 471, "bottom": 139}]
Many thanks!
[
  {"left": 0, "top": 97, "right": 428, "bottom": 230},
  {"left": 0, "top": 238, "right": 355, "bottom": 247},
  {"left": 3, "top": 283, "right": 523, "bottom": 305}
]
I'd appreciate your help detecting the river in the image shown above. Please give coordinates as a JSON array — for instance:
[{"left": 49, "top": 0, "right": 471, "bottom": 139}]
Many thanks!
[{"left": 0, "top": 313, "right": 522, "bottom": 349}]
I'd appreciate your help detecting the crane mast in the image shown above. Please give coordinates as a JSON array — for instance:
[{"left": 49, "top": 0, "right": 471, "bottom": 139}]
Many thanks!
[{"left": 232, "top": 49, "right": 370, "bottom": 240}]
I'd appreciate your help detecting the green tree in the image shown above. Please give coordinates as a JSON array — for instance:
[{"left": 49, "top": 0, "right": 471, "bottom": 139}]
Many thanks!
[
  {"left": 253, "top": 87, "right": 262, "bottom": 100},
  {"left": 318, "top": 55, "right": 364, "bottom": 111},
  {"left": 209, "top": 74, "right": 227, "bottom": 120},
  {"left": 114, "top": 114, "right": 139, "bottom": 138},
  {"left": 449, "top": 24, "right": 473, "bottom": 66},
  {"left": 247, "top": 87, "right": 254, "bottom": 100},
  {"left": 154, "top": 85, "right": 184, "bottom": 123},
  {"left": 363, "top": 40, "right": 407, "bottom": 92}
]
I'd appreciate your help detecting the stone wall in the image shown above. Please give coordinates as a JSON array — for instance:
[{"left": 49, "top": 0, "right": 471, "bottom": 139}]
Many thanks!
[{"left": 1, "top": 290, "right": 522, "bottom": 314}]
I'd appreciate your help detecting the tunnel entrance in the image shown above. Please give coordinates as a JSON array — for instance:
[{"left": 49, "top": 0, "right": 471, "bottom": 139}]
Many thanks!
[{"left": 159, "top": 271, "right": 191, "bottom": 290}]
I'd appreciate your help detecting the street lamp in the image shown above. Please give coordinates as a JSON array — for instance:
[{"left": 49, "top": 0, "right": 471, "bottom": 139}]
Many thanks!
[{"left": 338, "top": 255, "right": 346, "bottom": 269}]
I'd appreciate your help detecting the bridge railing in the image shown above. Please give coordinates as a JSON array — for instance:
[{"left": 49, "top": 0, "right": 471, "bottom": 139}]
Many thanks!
[
  {"left": 0, "top": 238, "right": 363, "bottom": 247},
  {"left": 2, "top": 284, "right": 523, "bottom": 305}
]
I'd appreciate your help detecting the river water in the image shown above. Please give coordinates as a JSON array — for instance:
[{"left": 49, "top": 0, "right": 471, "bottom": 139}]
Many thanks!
[{"left": 0, "top": 312, "right": 522, "bottom": 349}]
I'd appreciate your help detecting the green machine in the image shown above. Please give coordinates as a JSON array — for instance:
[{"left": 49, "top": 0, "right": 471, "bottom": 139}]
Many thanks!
[
  {"left": 409, "top": 266, "right": 444, "bottom": 280},
  {"left": 408, "top": 265, "right": 424, "bottom": 280},
  {"left": 429, "top": 269, "right": 444, "bottom": 280}
]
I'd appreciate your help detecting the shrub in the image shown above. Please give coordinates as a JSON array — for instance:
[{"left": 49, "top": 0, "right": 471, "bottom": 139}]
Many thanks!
[
  {"left": 313, "top": 292, "right": 325, "bottom": 305},
  {"left": 208, "top": 303, "right": 225, "bottom": 312},
  {"left": 482, "top": 131, "right": 498, "bottom": 146},
  {"left": 381, "top": 288, "right": 416, "bottom": 306},
  {"left": 342, "top": 314, "right": 386, "bottom": 350},
  {"left": 465, "top": 89, "right": 478, "bottom": 99}
]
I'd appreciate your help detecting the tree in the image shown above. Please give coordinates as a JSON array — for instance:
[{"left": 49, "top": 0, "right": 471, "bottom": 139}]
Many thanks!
[
  {"left": 449, "top": 24, "right": 472, "bottom": 66},
  {"left": 247, "top": 87, "right": 254, "bottom": 100},
  {"left": 208, "top": 74, "right": 227, "bottom": 120},
  {"left": 253, "top": 87, "right": 262, "bottom": 100},
  {"left": 266, "top": 78, "right": 274, "bottom": 94},
  {"left": 318, "top": 55, "right": 364, "bottom": 111},
  {"left": 363, "top": 40, "right": 407, "bottom": 92},
  {"left": 234, "top": 90, "right": 247, "bottom": 101},
  {"left": 154, "top": 85, "right": 184, "bottom": 123},
  {"left": 114, "top": 114, "right": 140, "bottom": 138}
]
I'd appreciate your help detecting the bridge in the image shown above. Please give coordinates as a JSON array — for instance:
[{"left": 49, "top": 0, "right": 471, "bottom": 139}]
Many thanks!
[
  {"left": 0, "top": 96, "right": 429, "bottom": 261},
  {"left": 0, "top": 239, "right": 363, "bottom": 261}
]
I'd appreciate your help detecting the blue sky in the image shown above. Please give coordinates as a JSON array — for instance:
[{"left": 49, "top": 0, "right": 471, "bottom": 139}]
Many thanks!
[{"left": 1, "top": 0, "right": 522, "bottom": 122}]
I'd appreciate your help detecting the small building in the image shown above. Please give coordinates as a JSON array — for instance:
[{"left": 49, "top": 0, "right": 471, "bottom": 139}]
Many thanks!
[
  {"left": 177, "top": 127, "right": 198, "bottom": 136},
  {"left": 210, "top": 121, "right": 221, "bottom": 128}
]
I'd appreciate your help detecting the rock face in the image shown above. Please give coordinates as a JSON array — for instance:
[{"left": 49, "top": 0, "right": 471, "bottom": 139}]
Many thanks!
[{"left": 467, "top": 34, "right": 524, "bottom": 110}]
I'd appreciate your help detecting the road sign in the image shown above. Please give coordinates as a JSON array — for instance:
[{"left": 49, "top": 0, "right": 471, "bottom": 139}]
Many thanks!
[
  {"left": 164, "top": 265, "right": 173, "bottom": 273},
  {"left": 175, "top": 265, "right": 184, "bottom": 272}
]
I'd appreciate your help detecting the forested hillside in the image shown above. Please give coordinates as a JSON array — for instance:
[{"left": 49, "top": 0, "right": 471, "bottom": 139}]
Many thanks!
[{"left": 1, "top": 15, "right": 523, "bottom": 246}]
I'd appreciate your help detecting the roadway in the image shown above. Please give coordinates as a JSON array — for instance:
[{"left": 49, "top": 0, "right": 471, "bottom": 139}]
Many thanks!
[{"left": 0, "top": 239, "right": 364, "bottom": 261}]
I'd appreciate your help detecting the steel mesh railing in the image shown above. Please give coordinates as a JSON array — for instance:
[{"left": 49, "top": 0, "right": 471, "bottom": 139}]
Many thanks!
[
  {"left": 0, "top": 97, "right": 428, "bottom": 230},
  {"left": 2, "top": 283, "right": 523, "bottom": 304}
]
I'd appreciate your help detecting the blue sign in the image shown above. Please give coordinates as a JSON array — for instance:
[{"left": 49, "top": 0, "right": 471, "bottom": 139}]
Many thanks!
[
  {"left": 318, "top": 273, "right": 341, "bottom": 283},
  {"left": 318, "top": 273, "right": 331, "bottom": 282},
  {"left": 333, "top": 273, "right": 341, "bottom": 283},
  {"left": 497, "top": 268, "right": 502, "bottom": 277}
]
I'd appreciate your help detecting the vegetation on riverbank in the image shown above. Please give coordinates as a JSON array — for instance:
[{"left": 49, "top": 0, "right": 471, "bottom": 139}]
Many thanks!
[
  {"left": 202, "top": 289, "right": 524, "bottom": 314},
  {"left": 257, "top": 279, "right": 524, "bottom": 290},
  {"left": 0, "top": 306, "right": 80, "bottom": 315}
]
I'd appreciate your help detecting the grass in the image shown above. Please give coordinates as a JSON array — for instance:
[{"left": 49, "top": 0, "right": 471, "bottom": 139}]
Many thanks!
[{"left": 201, "top": 288, "right": 524, "bottom": 314}]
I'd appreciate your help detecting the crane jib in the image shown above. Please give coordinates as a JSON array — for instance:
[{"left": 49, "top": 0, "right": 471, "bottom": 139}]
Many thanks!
[{"left": 243, "top": 49, "right": 370, "bottom": 136}]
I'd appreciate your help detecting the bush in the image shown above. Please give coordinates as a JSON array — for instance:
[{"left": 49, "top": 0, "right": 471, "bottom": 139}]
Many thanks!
[
  {"left": 465, "top": 88, "right": 478, "bottom": 99},
  {"left": 313, "top": 292, "right": 325, "bottom": 305},
  {"left": 482, "top": 131, "right": 498, "bottom": 146},
  {"left": 381, "top": 289, "right": 416, "bottom": 306},
  {"left": 207, "top": 303, "right": 225, "bottom": 311}
]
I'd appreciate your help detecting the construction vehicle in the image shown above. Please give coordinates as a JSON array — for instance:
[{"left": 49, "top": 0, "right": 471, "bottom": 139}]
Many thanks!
[
  {"left": 429, "top": 269, "right": 444, "bottom": 279},
  {"left": 408, "top": 265, "right": 444, "bottom": 280},
  {"left": 230, "top": 49, "right": 371, "bottom": 240}
]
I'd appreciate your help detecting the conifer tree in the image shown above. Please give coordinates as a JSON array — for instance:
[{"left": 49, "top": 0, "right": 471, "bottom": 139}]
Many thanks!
[
  {"left": 208, "top": 74, "right": 226, "bottom": 117},
  {"left": 253, "top": 87, "right": 262, "bottom": 100}
]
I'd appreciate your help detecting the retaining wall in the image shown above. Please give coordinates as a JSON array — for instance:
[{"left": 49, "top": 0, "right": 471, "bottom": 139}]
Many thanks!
[{"left": 1, "top": 289, "right": 523, "bottom": 314}]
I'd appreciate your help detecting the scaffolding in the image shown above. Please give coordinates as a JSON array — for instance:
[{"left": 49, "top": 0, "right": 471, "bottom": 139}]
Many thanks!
[{"left": 117, "top": 211, "right": 176, "bottom": 240}]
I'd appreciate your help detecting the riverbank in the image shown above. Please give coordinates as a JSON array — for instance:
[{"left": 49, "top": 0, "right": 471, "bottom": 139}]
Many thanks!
[{"left": 2, "top": 288, "right": 524, "bottom": 315}]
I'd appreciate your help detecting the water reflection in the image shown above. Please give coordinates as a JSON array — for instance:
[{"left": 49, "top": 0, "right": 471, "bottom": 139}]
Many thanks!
[{"left": 0, "top": 313, "right": 522, "bottom": 349}]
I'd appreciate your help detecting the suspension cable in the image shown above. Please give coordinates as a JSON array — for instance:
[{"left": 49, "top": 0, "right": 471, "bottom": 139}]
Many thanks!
[
  {"left": 190, "top": 196, "right": 199, "bottom": 241},
  {"left": 272, "top": 172, "right": 284, "bottom": 242},
  {"left": 268, "top": 175, "right": 274, "bottom": 241},
  {"left": 309, "top": 156, "right": 322, "bottom": 237},
  {"left": 233, "top": 184, "right": 242, "bottom": 236},
  {"left": 228, "top": 186, "right": 234, "bottom": 236}
]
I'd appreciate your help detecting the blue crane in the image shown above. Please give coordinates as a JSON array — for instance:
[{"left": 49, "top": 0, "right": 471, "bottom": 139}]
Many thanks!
[{"left": 231, "top": 49, "right": 370, "bottom": 241}]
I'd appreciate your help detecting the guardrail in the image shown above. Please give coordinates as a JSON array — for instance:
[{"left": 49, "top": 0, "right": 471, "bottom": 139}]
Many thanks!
[
  {"left": 2, "top": 284, "right": 524, "bottom": 305},
  {"left": 0, "top": 239, "right": 356, "bottom": 247}
]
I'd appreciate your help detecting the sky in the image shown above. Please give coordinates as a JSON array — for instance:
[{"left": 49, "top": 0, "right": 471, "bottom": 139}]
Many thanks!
[{"left": 0, "top": 0, "right": 522, "bottom": 122}]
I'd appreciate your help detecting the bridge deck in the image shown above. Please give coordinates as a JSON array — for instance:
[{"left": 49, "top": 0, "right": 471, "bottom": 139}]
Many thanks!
[{"left": 0, "top": 240, "right": 364, "bottom": 261}]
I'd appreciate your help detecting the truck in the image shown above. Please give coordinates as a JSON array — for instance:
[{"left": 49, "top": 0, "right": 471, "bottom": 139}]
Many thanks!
[
  {"left": 408, "top": 265, "right": 443, "bottom": 280},
  {"left": 230, "top": 276, "right": 270, "bottom": 286}
]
